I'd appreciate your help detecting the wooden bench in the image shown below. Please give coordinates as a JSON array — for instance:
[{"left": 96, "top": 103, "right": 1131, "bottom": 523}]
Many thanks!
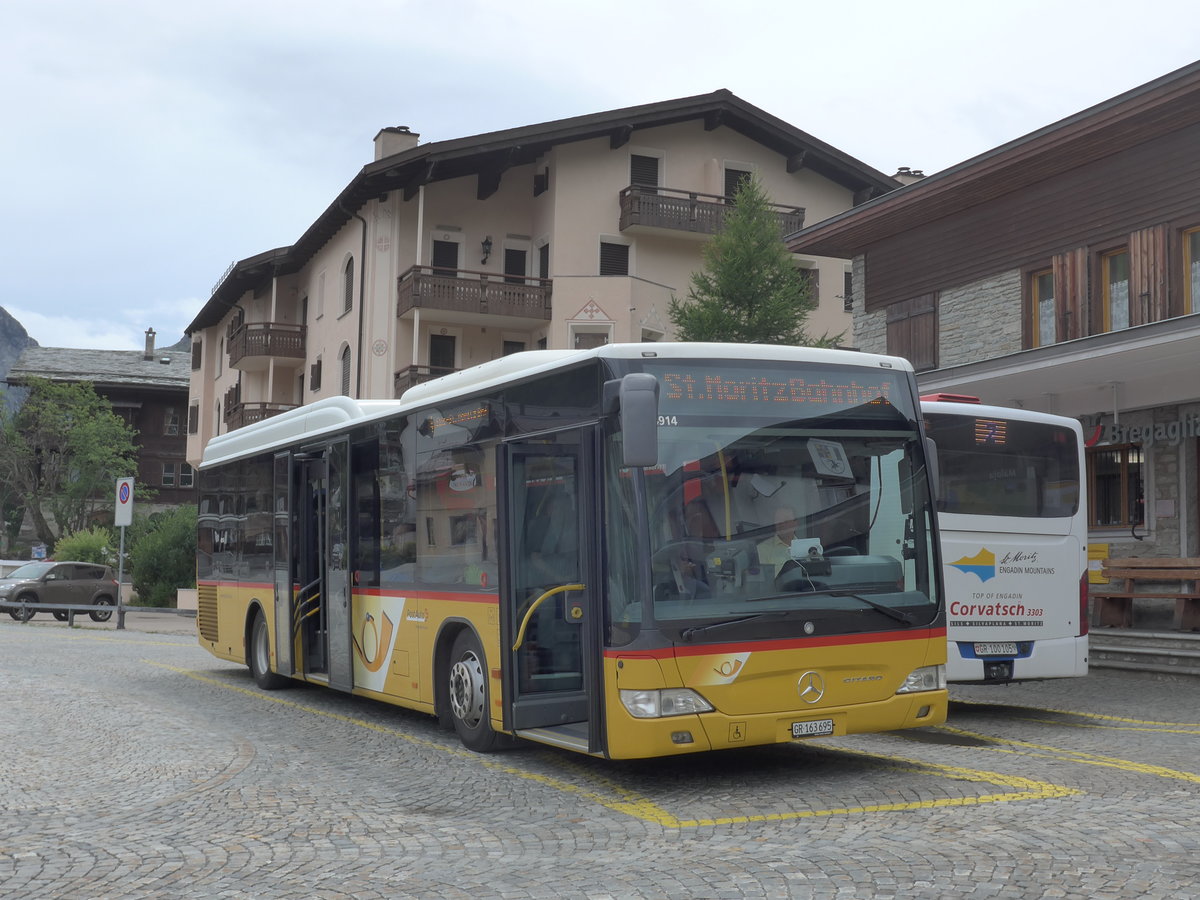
[{"left": 1091, "top": 557, "right": 1200, "bottom": 630}]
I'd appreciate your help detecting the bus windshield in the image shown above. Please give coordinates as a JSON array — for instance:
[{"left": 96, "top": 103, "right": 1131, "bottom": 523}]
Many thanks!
[
  {"left": 605, "top": 359, "right": 938, "bottom": 644},
  {"left": 924, "top": 413, "right": 1080, "bottom": 518}
]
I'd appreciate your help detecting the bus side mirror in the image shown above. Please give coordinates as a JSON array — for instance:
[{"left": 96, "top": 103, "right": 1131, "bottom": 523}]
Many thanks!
[{"left": 618, "top": 373, "right": 659, "bottom": 468}]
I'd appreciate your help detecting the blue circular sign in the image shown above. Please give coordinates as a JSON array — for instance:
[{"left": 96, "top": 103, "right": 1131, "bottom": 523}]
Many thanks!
[{"left": 119, "top": 482, "right": 131, "bottom": 503}]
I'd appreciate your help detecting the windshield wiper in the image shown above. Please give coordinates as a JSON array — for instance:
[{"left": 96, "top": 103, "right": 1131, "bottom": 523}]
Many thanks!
[
  {"left": 746, "top": 588, "right": 916, "bottom": 626},
  {"left": 679, "top": 611, "right": 789, "bottom": 643},
  {"left": 828, "top": 590, "right": 915, "bottom": 625}
]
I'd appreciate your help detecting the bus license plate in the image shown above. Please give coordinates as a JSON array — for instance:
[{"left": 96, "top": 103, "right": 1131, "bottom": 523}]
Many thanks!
[
  {"left": 974, "top": 641, "right": 1017, "bottom": 656},
  {"left": 792, "top": 719, "right": 835, "bottom": 738}
]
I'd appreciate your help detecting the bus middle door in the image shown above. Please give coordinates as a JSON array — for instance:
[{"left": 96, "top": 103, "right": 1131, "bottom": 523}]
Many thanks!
[
  {"left": 293, "top": 439, "right": 354, "bottom": 692},
  {"left": 502, "top": 431, "right": 601, "bottom": 753}
]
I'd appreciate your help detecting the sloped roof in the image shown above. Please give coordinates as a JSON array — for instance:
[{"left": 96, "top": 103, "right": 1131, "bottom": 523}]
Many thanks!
[
  {"left": 787, "top": 60, "right": 1200, "bottom": 258},
  {"left": 7, "top": 346, "right": 189, "bottom": 392},
  {"left": 188, "top": 90, "right": 900, "bottom": 333}
]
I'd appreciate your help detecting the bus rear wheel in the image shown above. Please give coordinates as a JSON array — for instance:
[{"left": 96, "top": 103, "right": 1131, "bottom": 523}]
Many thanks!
[
  {"left": 447, "top": 630, "right": 501, "bottom": 752},
  {"left": 249, "top": 611, "right": 290, "bottom": 690}
]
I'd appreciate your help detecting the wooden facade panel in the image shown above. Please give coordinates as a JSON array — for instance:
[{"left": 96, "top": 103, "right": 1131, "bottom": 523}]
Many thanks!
[
  {"left": 864, "top": 123, "right": 1200, "bottom": 312},
  {"left": 1130, "top": 224, "right": 1169, "bottom": 324}
]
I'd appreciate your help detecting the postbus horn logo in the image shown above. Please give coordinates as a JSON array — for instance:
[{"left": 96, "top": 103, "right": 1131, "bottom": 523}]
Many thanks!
[{"left": 948, "top": 547, "right": 996, "bottom": 582}]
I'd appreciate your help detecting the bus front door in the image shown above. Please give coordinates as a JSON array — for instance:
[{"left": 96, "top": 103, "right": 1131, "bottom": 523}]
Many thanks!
[
  {"left": 293, "top": 440, "right": 354, "bottom": 692},
  {"left": 502, "top": 433, "right": 602, "bottom": 753}
]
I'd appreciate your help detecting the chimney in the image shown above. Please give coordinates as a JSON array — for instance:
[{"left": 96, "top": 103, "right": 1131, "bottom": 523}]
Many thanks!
[
  {"left": 893, "top": 167, "right": 927, "bottom": 186},
  {"left": 374, "top": 126, "right": 420, "bottom": 161},
  {"left": 144, "top": 328, "right": 156, "bottom": 361}
]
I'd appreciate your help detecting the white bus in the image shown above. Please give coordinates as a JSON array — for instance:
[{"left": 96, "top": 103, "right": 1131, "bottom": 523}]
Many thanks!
[{"left": 921, "top": 395, "right": 1088, "bottom": 683}]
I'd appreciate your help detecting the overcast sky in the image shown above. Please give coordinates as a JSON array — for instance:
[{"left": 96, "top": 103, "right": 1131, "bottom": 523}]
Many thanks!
[{"left": 3, "top": 0, "right": 1197, "bottom": 350}]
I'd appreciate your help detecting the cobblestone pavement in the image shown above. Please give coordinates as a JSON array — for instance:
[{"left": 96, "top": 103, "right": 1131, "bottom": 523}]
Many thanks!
[{"left": 3, "top": 618, "right": 1199, "bottom": 899}]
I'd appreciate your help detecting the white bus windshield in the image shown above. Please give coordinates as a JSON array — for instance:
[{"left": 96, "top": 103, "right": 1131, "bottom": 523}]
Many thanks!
[{"left": 924, "top": 413, "right": 1080, "bottom": 518}]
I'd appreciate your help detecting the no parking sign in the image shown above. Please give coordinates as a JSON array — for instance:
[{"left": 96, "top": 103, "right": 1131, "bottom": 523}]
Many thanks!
[{"left": 115, "top": 477, "right": 134, "bottom": 527}]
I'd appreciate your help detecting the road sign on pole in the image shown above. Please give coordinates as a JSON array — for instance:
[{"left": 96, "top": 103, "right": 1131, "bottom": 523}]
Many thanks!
[
  {"left": 115, "top": 477, "right": 134, "bottom": 629},
  {"left": 115, "top": 477, "right": 134, "bottom": 527}
]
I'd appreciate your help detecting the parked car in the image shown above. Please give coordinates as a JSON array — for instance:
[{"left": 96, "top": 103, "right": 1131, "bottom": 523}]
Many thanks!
[{"left": 0, "top": 561, "right": 119, "bottom": 622}]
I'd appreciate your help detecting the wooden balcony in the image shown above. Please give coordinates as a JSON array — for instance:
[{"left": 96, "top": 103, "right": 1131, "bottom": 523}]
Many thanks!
[
  {"left": 394, "top": 364, "right": 459, "bottom": 398},
  {"left": 618, "top": 185, "right": 805, "bottom": 237},
  {"left": 224, "top": 401, "right": 297, "bottom": 431},
  {"left": 228, "top": 322, "right": 306, "bottom": 369},
  {"left": 397, "top": 266, "right": 551, "bottom": 320}
]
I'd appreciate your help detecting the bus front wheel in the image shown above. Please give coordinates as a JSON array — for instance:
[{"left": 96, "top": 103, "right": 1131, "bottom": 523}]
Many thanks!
[
  {"left": 447, "top": 630, "right": 501, "bottom": 752},
  {"left": 249, "top": 611, "right": 290, "bottom": 690}
]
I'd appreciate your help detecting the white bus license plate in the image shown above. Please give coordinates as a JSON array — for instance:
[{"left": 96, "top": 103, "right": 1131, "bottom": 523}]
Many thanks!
[
  {"left": 792, "top": 719, "right": 835, "bottom": 738},
  {"left": 974, "top": 642, "right": 1017, "bottom": 656}
]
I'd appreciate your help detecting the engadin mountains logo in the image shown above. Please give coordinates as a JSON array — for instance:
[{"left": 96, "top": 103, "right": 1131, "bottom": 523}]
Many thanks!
[{"left": 948, "top": 548, "right": 996, "bottom": 582}]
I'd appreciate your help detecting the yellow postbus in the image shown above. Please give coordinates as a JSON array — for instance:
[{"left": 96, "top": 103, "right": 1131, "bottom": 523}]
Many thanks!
[{"left": 196, "top": 343, "right": 947, "bottom": 759}]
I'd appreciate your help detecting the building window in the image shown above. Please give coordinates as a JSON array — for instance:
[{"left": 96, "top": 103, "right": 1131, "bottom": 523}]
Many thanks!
[
  {"left": 599, "top": 242, "right": 629, "bottom": 276},
  {"left": 724, "top": 167, "right": 752, "bottom": 200},
  {"left": 340, "top": 346, "right": 352, "bottom": 396},
  {"left": 885, "top": 294, "right": 938, "bottom": 372},
  {"left": 1030, "top": 269, "right": 1055, "bottom": 347},
  {"left": 310, "top": 358, "right": 322, "bottom": 392},
  {"left": 164, "top": 407, "right": 180, "bottom": 436},
  {"left": 343, "top": 258, "right": 355, "bottom": 314},
  {"left": 1101, "top": 248, "right": 1130, "bottom": 332},
  {"left": 1087, "top": 443, "right": 1144, "bottom": 529},
  {"left": 574, "top": 330, "right": 609, "bottom": 349},
  {"left": 843, "top": 271, "right": 853, "bottom": 313},
  {"left": 162, "top": 462, "right": 176, "bottom": 487},
  {"left": 191, "top": 341, "right": 202, "bottom": 371},
  {"left": 630, "top": 154, "right": 660, "bottom": 188},
  {"left": 432, "top": 239, "right": 459, "bottom": 273},
  {"left": 180, "top": 463, "right": 195, "bottom": 488},
  {"left": 538, "top": 243, "right": 550, "bottom": 279},
  {"left": 188, "top": 404, "right": 199, "bottom": 435},
  {"left": 1186, "top": 227, "right": 1200, "bottom": 314}
]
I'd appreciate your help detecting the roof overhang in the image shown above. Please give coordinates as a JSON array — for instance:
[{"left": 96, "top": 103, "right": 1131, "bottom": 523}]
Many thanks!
[
  {"left": 188, "top": 90, "right": 901, "bottom": 335},
  {"left": 917, "top": 314, "right": 1200, "bottom": 417},
  {"left": 787, "top": 60, "right": 1200, "bottom": 258}
]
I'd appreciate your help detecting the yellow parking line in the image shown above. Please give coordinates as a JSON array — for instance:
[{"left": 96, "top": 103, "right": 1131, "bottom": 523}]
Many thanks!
[
  {"left": 154, "top": 662, "right": 1080, "bottom": 828},
  {"left": 953, "top": 701, "right": 1200, "bottom": 732},
  {"left": 936, "top": 724, "right": 1200, "bottom": 784}
]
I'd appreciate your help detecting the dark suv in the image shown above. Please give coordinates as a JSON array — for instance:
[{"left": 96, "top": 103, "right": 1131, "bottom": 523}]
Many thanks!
[{"left": 0, "top": 561, "right": 119, "bottom": 622}]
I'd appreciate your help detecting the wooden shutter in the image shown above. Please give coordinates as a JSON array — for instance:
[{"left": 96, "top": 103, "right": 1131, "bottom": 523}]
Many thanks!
[
  {"left": 599, "top": 242, "right": 629, "bottom": 276},
  {"left": 1052, "top": 247, "right": 1087, "bottom": 340},
  {"left": 886, "top": 294, "right": 938, "bottom": 372},
  {"left": 724, "top": 168, "right": 751, "bottom": 199},
  {"left": 1129, "top": 224, "right": 1168, "bottom": 324},
  {"left": 343, "top": 258, "right": 355, "bottom": 313},
  {"left": 630, "top": 154, "right": 659, "bottom": 187},
  {"left": 432, "top": 240, "right": 458, "bottom": 272}
]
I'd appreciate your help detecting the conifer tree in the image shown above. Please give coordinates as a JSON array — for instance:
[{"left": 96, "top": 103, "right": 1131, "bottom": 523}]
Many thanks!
[{"left": 669, "top": 175, "right": 840, "bottom": 347}]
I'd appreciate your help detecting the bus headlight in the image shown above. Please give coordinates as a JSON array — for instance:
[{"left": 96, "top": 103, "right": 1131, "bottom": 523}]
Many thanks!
[
  {"left": 895, "top": 665, "right": 946, "bottom": 694},
  {"left": 620, "top": 688, "right": 714, "bottom": 718}
]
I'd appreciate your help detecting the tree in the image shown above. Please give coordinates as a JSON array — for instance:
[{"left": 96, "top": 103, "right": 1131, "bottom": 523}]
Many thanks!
[
  {"left": 52, "top": 526, "right": 116, "bottom": 565},
  {"left": 0, "top": 378, "right": 141, "bottom": 549},
  {"left": 128, "top": 505, "right": 196, "bottom": 607},
  {"left": 668, "top": 174, "right": 841, "bottom": 347}
]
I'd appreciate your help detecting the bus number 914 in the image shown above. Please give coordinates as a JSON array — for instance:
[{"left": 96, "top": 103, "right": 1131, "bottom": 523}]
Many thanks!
[{"left": 657, "top": 415, "right": 678, "bottom": 426}]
